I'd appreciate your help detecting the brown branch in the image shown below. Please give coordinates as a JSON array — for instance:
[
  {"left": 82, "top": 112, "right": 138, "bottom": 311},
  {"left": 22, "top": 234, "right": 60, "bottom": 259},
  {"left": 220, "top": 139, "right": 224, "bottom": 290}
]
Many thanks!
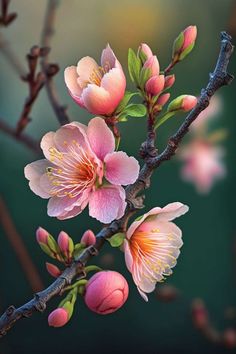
[
  {"left": 40, "top": 0, "right": 70, "bottom": 126},
  {"left": 0, "top": 31, "right": 234, "bottom": 337},
  {"left": 0, "top": 0, "right": 17, "bottom": 27},
  {"left": 0, "top": 196, "right": 44, "bottom": 292},
  {"left": 0, "top": 119, "right": 40, "bottom": 153}
]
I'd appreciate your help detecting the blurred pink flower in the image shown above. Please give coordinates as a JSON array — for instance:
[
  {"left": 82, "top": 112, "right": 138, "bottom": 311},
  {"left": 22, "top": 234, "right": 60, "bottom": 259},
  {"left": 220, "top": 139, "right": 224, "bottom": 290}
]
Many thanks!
[
  {"left": 84, "top": 271, "right": 129, "bottom": 314},
  {"left": 191, "top": 95, "right": 222, "bottom": 131},
  {"left": 24, "top": 117, "right": 139, "bottom": 223},
  {"left": 124, "top": 202, "right": 189, "bottom": 301},
  {"left": 64, "top": 44, "right": 126, "bottom": 115},
  {"left": 180, "top": 141, "right": 225, "bottom": 193}
]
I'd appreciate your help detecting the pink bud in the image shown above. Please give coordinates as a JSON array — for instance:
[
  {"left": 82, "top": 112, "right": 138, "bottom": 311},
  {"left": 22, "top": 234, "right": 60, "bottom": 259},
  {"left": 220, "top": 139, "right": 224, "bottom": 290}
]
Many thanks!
[
  {"left": 85, "top": 271, "right": 129, "bottom": 315},
  {"left": 81, "top": 230, "right": 96, "bottom": 246},
  {"left": 145, "top": 75, "right": 165, "bottom": 96},
  {"left": 182, "top": 95, "right": 197, "bottom": 111},
  {"left": 139, "top": 43, "right": 153, "bottom": 60},
  {"left": 36, "top": 227, "right": 48, "bottom": 245},
  {"left": 156, "top": 93, "right": 170, "bottom": 106},
  {"left": 48, "top": 308, "right": 69, "bottom": 327},
  {"left": 57, "top": 231, "right": 69, "bottom": 253},
  {"left": 223, "top": 329, "right": 236, "bottom": 348},
  {"left": 182, "top": 25, "right": 197, "bottom": 51},
  {"left": 143, "top": 55, "right": 160, "bottom": 76},
  {"left": 46, "top": 262, "right": 61, "bottom": 278},
  {"left": 164, "top": 75, "right": 175, "bottom": 89}
]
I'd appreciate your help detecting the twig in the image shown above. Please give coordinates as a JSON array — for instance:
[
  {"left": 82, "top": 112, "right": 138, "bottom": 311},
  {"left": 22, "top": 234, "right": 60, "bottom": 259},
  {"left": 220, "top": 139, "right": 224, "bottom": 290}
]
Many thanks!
[
  {"left": 40, "top": 0, "right": 70, "bottom": 126},
  {"left": 0, "top": 196, "right": 44, "bottom": 292},
  {"left": 0, "top": 31, "right": 233, "bottom": 337},
  {"left": 0, "top": 0, "right": 17, "bottom": 27},
  {"left": 0, "top": 119, "right": 40, "bottom": 153}
]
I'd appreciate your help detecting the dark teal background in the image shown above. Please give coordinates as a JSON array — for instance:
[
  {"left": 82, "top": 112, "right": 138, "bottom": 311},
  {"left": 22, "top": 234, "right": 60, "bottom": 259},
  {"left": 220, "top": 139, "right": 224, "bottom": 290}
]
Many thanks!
[{"left": 0, "top": 1, "right": 236, "bottom": 353}]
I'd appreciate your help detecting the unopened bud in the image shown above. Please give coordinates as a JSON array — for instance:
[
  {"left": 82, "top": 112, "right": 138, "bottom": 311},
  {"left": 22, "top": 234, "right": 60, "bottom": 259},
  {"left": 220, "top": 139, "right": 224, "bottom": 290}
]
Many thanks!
[
  {"left": 172, "top": 25, "right": 197, "bottom": 62},
  {"left": 46, "top": 262, "right": 61, "bottom": 278},
  {"left": 81, "top": 230, "right": 96, "bottom": 247},
  {"left": 156, "top": 93, "right": 170, "bottom": 107},
  {"left": 145, "top": 75, "right": 165, "bottom": 96},
  {"left": 57, "top": 231, "right": 74, "bottom": 260},
  {"left": 164, "top": 75, "right": 175, "bottom": 89},
  {"left": 138, "top": 43, "right": 153, "bottom": 63},
  {"left": 168, "top": 95, "right": 197, "bottom": 112},
  {"left": 36, "top": 227, "right": 48, "bottom": 245},
  {"left": 48, "top": 308, "right": 69, "bottom": 328},
  {"left": 143, "top": 55, "right": 160, "bottom": 77}
]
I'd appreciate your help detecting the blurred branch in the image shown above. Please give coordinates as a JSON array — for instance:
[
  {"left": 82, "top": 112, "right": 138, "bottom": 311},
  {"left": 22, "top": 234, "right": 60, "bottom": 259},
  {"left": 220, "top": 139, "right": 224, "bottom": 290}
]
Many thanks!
[
  {"left": 0, "top": 0, "right": 17, "bottom": 27},
  {"left": 0, "top": 31, "right": 234, "bottom": 337},
  {"left": 0, "top": 196, "right": 44, "bottom": 292},
  {"left": 40, "top": 0, "right": 70, "bottom": 126},
  {"left": 0, "top": 120, "right": 40, "bottom": 153}
]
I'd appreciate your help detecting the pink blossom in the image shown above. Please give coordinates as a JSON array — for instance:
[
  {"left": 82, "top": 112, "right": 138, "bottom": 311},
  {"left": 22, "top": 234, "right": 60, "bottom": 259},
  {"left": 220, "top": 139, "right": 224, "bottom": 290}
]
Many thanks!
[
  {"left": 180, "top": 140, "right": 225, "bottom": 193},
  {"left": 24, "top": 117, "right": 140, "bottom": 223},
  {"left": 145, "top": 75, "right": 165, "bottom": 96},
  {"left": 64, "top": 44, "right": 126, "bottom": 115},
  {"left": 81, "top": 230, "right": 96, "bottom": 246},
  {"left": 182, "top": 25, "right": 197, "bottom": 51},
  {"left": 123, "top": 202, "right": 189, "bottom": 301},
  {"left": 46, "top": 262, "right": 61, "bottom": 278},
  {"left": 48, "top": 308, "right": 69, "bottom": 327},
  {"left": 84, "top": 271, "right": 129, "bottom": 314}
]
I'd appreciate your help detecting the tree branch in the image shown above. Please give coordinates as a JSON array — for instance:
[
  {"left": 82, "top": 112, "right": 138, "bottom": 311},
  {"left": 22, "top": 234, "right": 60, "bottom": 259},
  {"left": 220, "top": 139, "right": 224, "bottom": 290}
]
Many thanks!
[
  {"left": 0, "top": 31, "right": 234, "bottom": 338},
  {"left": 40, "top": 0, "right": 70, "bottom": 126}
]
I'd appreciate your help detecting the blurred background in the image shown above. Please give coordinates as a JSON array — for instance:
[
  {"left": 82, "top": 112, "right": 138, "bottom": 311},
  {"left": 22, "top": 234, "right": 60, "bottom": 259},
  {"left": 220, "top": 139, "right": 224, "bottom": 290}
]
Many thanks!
[{"left": 0, "top": 0, "right": 236, "bottom": 353}]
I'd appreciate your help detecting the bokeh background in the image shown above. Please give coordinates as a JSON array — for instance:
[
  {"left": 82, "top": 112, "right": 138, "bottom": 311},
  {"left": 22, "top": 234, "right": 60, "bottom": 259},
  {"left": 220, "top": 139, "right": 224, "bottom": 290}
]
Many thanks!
[{"left": 0, "top": 0, "right": 236, "bottom": 353}]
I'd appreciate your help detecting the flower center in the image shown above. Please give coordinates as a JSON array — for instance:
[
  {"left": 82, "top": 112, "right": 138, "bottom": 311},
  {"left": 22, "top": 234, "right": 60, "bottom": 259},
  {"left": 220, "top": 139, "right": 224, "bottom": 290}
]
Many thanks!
[
  {"left": 89, "top": 61, "right": 111, "bottom": 86},
  {"left": 46, "top": 141, "right": 99, "bottom": 198}
]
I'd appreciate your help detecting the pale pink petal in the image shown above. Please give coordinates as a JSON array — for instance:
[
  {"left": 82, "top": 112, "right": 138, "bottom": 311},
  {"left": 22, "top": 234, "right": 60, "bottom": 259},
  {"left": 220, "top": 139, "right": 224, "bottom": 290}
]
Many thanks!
[
  {"left": 123, "top": 240, "right": 133, "bottom": 272},
  {"left": 137, "top": 287, "right": 149, "bottom": 302},
  {"left": 53, "top": 122, "right": 89, "bottom": 152},
  {"left": 87, "top": 117, "right": 115, "bottom": 160},
  {"left": 82, "top": 84, "right": 115, "bottom": 115},
  {"left": 24, "top": 160, "right": 51, "bottom": 199},
  {"left": 76, "top": 56, "right": 99, "bottom": 87},
  {"left": 126, "top": 207, "right": 162, "bottom": 239},
  {"left": 40, "top": 131, "right": 55, "bottom": 161},
  {"left": 69, "top": 91, "right": 85, "bottom": 108},
  {"left": 101, "top": 68, "right": 126, "bottom": 111},
  {"left": 88, "top": 185, "right": 126, "bottom": 223},
  {"left": 64, "top": 66, "right": 82, "bottom": 96},
  {"left": 104, "top": 151, "right": 139, "bottom": 186},
  {"left": 57, "top": 200, "right": 89, "bottom": 220},
  {"left": 157, "top": 202, "right": 189, "bottom": 222},
  {"left": 101, "top": 44, "right": 116, "bottom": 69}
]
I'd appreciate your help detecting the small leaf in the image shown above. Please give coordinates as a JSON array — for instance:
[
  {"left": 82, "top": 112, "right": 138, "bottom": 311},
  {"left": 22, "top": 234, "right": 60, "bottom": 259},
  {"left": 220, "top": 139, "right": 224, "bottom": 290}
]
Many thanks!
[
  {"left": 135, "top": 215, "right": 144, "bottom": 222},
  {"left": 172, "top": 31, "right": 184, "bottom": 59},
  {"left": 47, "top": 234, "right": 61, "bottom": 254},
  {"left": 73, "top": 243, "right": 85, "bottom": 259},
  {"left": 68, "top": 238, "right": 74, "bottom": 255},
  {"left": 179, "top": 42, "right": 195, "bottom": 61},
  {"left": 154, "top": 111, "right": 175, "bottom": 130},
  {"left": 123, "top": 104, "right": 147, "bottom": 118},
  {"left": 108, "top": 233, "right": 125, "bottom": 247},
  {"left": 139, "top": 67, "right": 151, "bottom": 89},
  {"left": 116, "top": 91, "right": 139, "bottom": 114},
  {"left": 85, "top": 265, "right": 102, "bottom": 273},
  {"left": 128, "top": 48, "right": 141, "bottom": 84},
  {"left": 39, "top": 243, "right": 55, "bottom": 258}
]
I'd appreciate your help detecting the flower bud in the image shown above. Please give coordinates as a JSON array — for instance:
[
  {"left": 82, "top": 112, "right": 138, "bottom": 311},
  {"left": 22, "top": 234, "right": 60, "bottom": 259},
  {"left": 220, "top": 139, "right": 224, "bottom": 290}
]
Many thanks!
[
  {"left": 145, "top": 75, "right": 165, "bottom": 96},
  {"left": 168, "top": 95, "right": 197, "bottom": 112},
  {"left": 81, "top": 230, "right": 96, "bottom": 247},
  {"left": 172, "top": 25, "right": 197, "bottom": 62},
  {"left": 182, "top": 25, "right": 197, "bottom": 52},
  {"left": 57, "top": 231, "right": 74, "bottom": 260},
  {"left": 36, "top": 227, "right": 48, "bottom": 245},
  {"left": 138, "top": 43, "right": 153, "bottom": 62},
  {"left": 48, "top": 308, "right": 69, "bottom": 328},
  {"left": 164, "top": 75, "right": 175, "bottom": 89},
  {"left": 156, "top": 93, "right": 170, "bottom": 107},
  {"left": 46, "top": 262, "right": 61, "bottom": 278},
  {"left": 85, "top": 271, "right": 129, "bottom": 315},
  {"left": 143, "top": 55, "right": 160, "bottom": 77}
]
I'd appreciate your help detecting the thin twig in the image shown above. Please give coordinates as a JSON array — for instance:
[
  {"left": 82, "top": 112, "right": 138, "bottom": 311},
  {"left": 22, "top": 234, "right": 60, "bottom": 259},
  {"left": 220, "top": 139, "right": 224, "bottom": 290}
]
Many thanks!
[
  {"left": 0, "top": 31, "right": 233, "bottom": 337},
  {"left": 0, "top": 0, "right": 17, "bottom": 26},
  {"left": 0, "top": 196, "right": 44, "bottom": 292},
  {"left": 0, "top": 119, "right": 40, "bottom": 153},
  {"left": 40, "top": 0, "right": 70, "bottom": 126}
]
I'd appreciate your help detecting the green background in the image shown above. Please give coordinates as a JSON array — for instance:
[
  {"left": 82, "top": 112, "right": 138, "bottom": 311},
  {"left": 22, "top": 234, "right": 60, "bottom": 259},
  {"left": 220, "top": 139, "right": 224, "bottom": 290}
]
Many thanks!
[{"left": 0, "top": 0, "right": 235, "bottom": 353}]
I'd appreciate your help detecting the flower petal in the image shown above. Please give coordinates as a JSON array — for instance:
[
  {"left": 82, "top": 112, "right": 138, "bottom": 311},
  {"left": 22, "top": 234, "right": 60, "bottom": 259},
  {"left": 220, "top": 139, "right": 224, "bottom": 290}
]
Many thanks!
[
  {"left": 87, "top": 117, "right": 115, "bottom": 160},
  {"left": 123, "top": 240, "right": 133, "bottom": 272},
  {"left": 157, "top": 202, "right": 189, "bottom": 222},
  {"left": 104, "top": 151, "right": 139, "bottom": 186},
  {"left": 24, "top": 160, "right": 51, "bottom": 199},
  {"left": 53, "top": 122, "right": 89, "bottom": 152},
  {"left": 101, "top": 44, "right": 116, "bottom": 69},
  {"left": 101, "top": 68, "right": 126, "bottom": 111},
  {"left": 64, "top": 66, "right": 82, "bottom": 96},
  {"left": 76, "top": 56, "right": 99, "bottom": 87},
  {"left": 82, "top": 84, "right": 115, "bottom": 115},
  {"left": 88, "top": 185, "right": 126, "bottom": 223},
  {"left": 126, "top": 207, "right": 162, "bottom": 239},
  {"left": 40, "top": 131, "right": 55, "bottom": 161}
]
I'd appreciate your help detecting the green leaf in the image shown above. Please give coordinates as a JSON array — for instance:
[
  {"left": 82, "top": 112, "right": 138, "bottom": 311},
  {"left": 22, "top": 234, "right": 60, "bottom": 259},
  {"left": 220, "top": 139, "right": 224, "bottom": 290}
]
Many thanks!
[
  {"left": 139, "top": 67, "right": 151, "bottom": 89},
  {"left": 122, "top": 104, "right": 147, "bottom": 118},
  {"left": 135, "top": 215, "right": 144, "bottom": 222},
  {"left": 172, "top": 31, "right": 184, "bottom": 59},
  {"left": 73, "top": 243, "right": 85, "bottom": 259},
  {"left": 154, "top": 111, "right": 175, "bottom": 130},
  {"left": 167, "top": 95, "right": 185, "bottom": 112},
  {"left": 115, "top": 91, "right": 139, "bottom": 114},
  {"left": 179, "top": 42, "right": 195, "bottom": 61},
  {"left": 47, "top": 234, "right": 60, "bottom": 254},
  {"left": 68, "top": 238, "right": 74, "bottom": 255},
  {"left": 108, "top": 233, "right": 125, "bottom": 247},
  {"left": 39, "top": 243, "right": 55, "bottom": 258},
  {"left": 128, "top": 48, "right": 141, "bottom": 84}
]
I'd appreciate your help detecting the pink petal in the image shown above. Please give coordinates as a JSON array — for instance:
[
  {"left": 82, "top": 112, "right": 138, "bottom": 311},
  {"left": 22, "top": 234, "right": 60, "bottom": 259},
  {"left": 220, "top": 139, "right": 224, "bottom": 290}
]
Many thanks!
[
  {"left": 40, "top": 131, "right": 55, "bottom": 160},
  {"left": 76, "top": 56, "right": 99, "bottom": 87},
  {"left": 157, "top": 202, "right": 189, "bottom": 222},
  {"left": 53, "top": 122, "right": 89, "bottom": 152},
  {"left": 101, "top": 68, "right": 126, "bottom": 112},
  {"left": 89, "top": 185, "right": 126, "bottom": 223},
  {"left": 104, "top": 151, "right": 139, "bottom": 186},
  {"left": 64, "top": 66, "right": 82, "bottom": 96},
  {"left": 87, "top": 117, "right": 115, "bottom": 160},
  {"left": 101, "top": 43, "right": 116, "bottom": 69},
  {"left": 123, "top": 240, "right": 133, "bottom": 272},
  {"left": 47, "top": 196, "right": 77, "bottom": 217},
  {"left": 24, "top": 160, "right": 51, "bottom": 199},
  {"left": 126, "top": 207, "right": 162, "bottom": 239},
  {"left": 82, "top": 84, "right": 115, "bottom": 115},
  {"left": 137, "top": 287, "right": 149, "bottom": 302}
]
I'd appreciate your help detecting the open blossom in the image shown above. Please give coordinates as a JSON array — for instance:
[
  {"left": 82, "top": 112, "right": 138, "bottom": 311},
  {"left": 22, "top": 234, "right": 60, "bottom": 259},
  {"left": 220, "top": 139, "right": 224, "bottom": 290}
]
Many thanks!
[
  {"left": 24, "top": 117, "right": 139, "bottom": 223},
  {"left": 123, "top": 202, "right": 189, "bottom": 301},
  {"left": 180, "top": 141, "right": 225, "bottom": 193},
  {"left": 64, "top": 44, "right": 126, "bottom": 115}
]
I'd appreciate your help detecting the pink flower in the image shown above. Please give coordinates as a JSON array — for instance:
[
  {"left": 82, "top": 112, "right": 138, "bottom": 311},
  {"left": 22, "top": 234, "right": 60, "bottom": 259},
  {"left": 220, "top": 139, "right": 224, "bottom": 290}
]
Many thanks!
[
  {"left": 180, "top": 140, "right": 225, "bottom": 193},
  {"left": 145, "top": 75, "right": 165, "bottom": 96},
  {"left": 84, "top": 271, "right": 129, "bottom": 314},
  {"left": 81, "top": 230, "right": 96, "bottom": 246},
  {"left": 191, "top": 95, "right": 222, "bottom": 131},
  {"left": 64, "top": 44, "right": 126, "bottom": 115},
  {"left": 48, "top": 308, "right": 69, "bottom": 327},
  {"left": 24, "top": 117, "right": 139, "bottom": 223},
  {"left": 123, "top": 202, "right": 189, "bottom": 301}
]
